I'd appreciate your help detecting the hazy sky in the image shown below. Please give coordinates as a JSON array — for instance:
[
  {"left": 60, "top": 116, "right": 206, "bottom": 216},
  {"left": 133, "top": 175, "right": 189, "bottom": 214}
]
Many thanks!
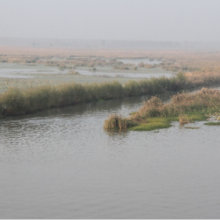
[{"left": 0, "top": 0, "right": 220, "bottom": 42}]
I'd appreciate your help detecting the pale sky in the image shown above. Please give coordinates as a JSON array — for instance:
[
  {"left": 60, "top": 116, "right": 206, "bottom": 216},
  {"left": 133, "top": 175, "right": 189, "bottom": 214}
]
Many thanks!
[{"left": 0, "top": 0, "right": 220, "bottom": 42}]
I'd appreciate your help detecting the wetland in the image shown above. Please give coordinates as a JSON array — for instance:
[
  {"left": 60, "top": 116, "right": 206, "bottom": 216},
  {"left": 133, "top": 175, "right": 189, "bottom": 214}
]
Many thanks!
[
  {"left": 1, "top": 48, "right": 220, "bottom": 218},
  {"left": 1, "top": 87, "right": 220, "bottom": 218}
]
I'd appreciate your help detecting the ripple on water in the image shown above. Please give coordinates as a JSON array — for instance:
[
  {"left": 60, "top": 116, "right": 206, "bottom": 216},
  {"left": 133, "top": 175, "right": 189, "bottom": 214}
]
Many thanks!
[{"left": 1, "top": 92, "right": 220, "bottom": 218}]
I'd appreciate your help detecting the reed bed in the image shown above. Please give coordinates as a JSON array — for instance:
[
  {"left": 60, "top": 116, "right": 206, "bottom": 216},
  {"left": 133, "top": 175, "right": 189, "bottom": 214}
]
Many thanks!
[
  {"left": 0, "top": 72, "right": 186, "bottom": 117},
  {"left": 132, "top": 88, "right": 220, "bottom": 119},
  {"left": 2, "top": 48, "right": 220, "bottom": 119},
  {"left": 1, "top": 71, "right": 220, "bottom": 118},
  {"left": 104, "top": 114, "right": 128, "bottom": 130},
  {"left": 0, "top": 81, "right": 123, "bottom": 117},
  {"left": 105, "top": 88, "right": 220, "bottom": 130},
  {"left": 179, "top": 114, "right": 190, "bottom": 125}
]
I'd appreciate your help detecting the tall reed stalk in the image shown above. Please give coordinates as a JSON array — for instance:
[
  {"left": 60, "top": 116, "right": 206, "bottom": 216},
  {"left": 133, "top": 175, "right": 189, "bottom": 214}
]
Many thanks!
[{"left": 1, "top": 71, "right": 220, "bottom": 118}]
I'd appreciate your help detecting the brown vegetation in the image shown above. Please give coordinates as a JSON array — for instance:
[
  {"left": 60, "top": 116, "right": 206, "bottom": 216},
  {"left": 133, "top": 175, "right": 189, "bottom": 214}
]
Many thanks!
[
  {"left": 1, "top": 47, "right": 220, "bottom": 119},
  {"left": 105, "top": 88, "right": 220, "bottom": 130},
  {"left": 179, "top": 114, "right": 190, "bottom": 124},
  {"left": 1, "top": 46, "right": 220, "bottom": 75},
  {"left": 104, "top": 114, "right": 128, "bottom": 130},
  {"left": 131, "top": 88, "right": 220, "bottom": 120}
]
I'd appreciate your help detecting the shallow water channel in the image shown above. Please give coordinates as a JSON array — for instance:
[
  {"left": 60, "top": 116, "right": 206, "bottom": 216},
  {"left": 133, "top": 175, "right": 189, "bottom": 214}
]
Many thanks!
[
  {"left": 1, "top": 90, "right": 220, "bottom": 218},
  {"left": 76, "top": 69, "right": 174, "bottom": 78},
  {"left": 0, "top": 63, "right": 68, "bottom": 78},
  {"left": 117, "top": 58, "right": 161, "bottom": 65},
  {"left": 0, "top": 62, "right": 173, "bottom": 79}
]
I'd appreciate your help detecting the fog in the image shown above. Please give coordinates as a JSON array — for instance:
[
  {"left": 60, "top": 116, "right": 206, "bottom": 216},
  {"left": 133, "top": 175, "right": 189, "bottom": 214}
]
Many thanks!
[{"left": 0, "top": 0, "right": 220, "bottom": 43}]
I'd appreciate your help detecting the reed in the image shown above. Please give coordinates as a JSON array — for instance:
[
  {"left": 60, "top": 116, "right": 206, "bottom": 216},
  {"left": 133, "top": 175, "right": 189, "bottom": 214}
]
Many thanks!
[
  {"left": 179, "top": 114, "right": 190, "bottom": 125},
  {"left": 104, "top": 114, "right": 128, "bottom": 130},
  {"left": 133, "top": 88, "right": 220, "bottom": 119},
  {"left": 1, "top": 68, "right": 220, "bottom": 118},
  {"left": 0, "top": 81, "right": 124, "bottom": 117},
  {"left": 0, "top": 75, "right": 179, "bottom": 117},
  {"left": 104, "top": 88, "right": 220, "bottom": 130}
]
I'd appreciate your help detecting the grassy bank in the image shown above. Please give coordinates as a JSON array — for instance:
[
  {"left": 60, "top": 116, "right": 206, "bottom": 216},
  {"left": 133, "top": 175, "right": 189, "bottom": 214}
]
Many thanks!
[
  {"left": 0, "top": 81, "right": 123, "bottom": 117},
  {"left": 1, "top": 71, "right": 220, "bottom": 118},
  {"left": 104, "top": 88, "right": 220, "bottom": 131}
]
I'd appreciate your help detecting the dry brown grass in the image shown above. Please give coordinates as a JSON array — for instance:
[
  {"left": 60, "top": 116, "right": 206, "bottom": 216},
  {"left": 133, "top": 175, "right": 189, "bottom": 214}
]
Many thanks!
[
  {"left": 179, "top": 114, "right": 190, "bottom": 124},
  {"left": 1, "top": 46, "right": 220, "bottom": 74},
  {"left": 104, "top": 114, "right": 128, "bottom": 130},
  {"left": 0, "top": 45, "right": 149, "bottom": 58},
  {"left": 185, "top": 72, "right": 220, "bottom": 86},
  {"left": 104, "top": 88, "right": 220, "bottom": 130},
  {"left": 131, "top": 88, "right": 220, "bottom": 120},
  {"left": 2, "top": 47, "right": 220, "bottom": 119}
]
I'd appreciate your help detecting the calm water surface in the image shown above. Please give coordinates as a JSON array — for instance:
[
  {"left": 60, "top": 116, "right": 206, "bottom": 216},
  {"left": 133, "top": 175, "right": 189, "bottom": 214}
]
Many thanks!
[
  {"left": 77, "top": 69, "right": 174, "bottom": 78},
  {"left": 117, "top": 58, "right": 161, "bottom": 65},
  {"left": 0, "top": 62, "right": 172, "bottom": 79},
  {"left": 1, "top": 91, "right": 220, "bottom": 218},
  {"left": 0, "top": 63, "right": 68, "bottom": 78}
]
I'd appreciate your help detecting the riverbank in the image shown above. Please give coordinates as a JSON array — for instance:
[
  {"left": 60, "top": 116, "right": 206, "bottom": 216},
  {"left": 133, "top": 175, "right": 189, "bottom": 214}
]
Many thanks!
[
  {"left": 1, "top": 71, "right": 220, "bottom": 118},
  {"left": 2, "top": 80, "right": 220, "bottom": 219},
  {"left": 104, "top": 88, "right": 220, "bottom": 131}
]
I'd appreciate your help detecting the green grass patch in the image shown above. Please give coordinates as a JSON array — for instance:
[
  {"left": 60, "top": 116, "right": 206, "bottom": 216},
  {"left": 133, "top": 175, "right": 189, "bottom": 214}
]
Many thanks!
[
  {"left": 204, "top": 122, "right": 220, "bottom": 126},
  {"left": 128, "top": 111, "right": 211, "bottom": 131},
  {"left": 129, "top": 112, "right": 207, "bottom": 131},
  {"left": 129, "top": 117, "right": 173, "bottom": 131},
  {"left": 186, "top": 111, "right": 208, "bottom": 121}
]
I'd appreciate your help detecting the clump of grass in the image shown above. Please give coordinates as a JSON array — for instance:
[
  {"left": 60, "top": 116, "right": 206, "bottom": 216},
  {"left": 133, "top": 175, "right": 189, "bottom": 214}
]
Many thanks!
[
  {"left": 104, "top": 114, "right": 128, "bottom": 130},
  {"left": 179, "top": 114, "right": 190, "bottom": 125},
  {"left": 131, "top": 88, "right": 220, "bottom": 121}
]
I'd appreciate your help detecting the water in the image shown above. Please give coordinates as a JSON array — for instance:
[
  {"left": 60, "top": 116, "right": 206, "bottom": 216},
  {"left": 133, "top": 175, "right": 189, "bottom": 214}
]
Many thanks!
[
  {"left": 0, "top": 62, "right": 172, "bottom": 79},
  {"left": 0, "top": 63, "right": 68, "bottom": 78},
  {"left": 117, "top": 58, "right": 161, "bottom": 65},
  {"left": 0, "top": 73, "right": 34, "bottom": 79},
  {"left": 77, "top": 69, "right": 174, "bottom": 78},
  {"left": 1, "top": 92, "right": 220, "bottom": 218}
]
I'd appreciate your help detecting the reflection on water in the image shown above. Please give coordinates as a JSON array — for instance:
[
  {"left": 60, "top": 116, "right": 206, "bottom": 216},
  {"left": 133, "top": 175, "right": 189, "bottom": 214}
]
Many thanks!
[{"left": 1, "top": 90, "right": 220, "bottom": 218}]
